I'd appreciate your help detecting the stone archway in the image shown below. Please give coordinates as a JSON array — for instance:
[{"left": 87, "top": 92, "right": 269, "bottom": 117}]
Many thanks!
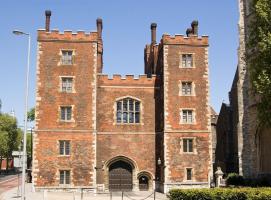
[
  {"left": 109, "top": 160, "right": 133, "bottom": 191},
  {"left": 104, "top": 156, "right": 138, "bottom": 191},
  {"left": 137, "top": 171, "right": 154, "bottom": 191}
]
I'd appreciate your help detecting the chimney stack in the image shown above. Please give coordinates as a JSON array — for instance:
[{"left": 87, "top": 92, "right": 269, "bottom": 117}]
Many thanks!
[
  {"left": 151, "top": 23, "right": 157, "bottom": 44},
  {"left": 45, "top": 10, "right": 51, "bottom": 32},
  {"left": 96, "top": 18, "right": 103, "bottom": 39},
  {"left": 191, "top": 20, "right": 199, "bottom": 36},
  {"left": 186, "top": 28, "right": 193, "bottom": 37}
]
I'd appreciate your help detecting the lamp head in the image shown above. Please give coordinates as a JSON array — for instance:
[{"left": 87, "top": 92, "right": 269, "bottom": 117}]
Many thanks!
[{"left": 13, "top": 30, "right": 29, "bottom": 36}]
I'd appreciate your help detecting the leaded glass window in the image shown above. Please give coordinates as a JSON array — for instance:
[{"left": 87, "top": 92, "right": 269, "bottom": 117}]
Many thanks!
[
  {"left": 182, "top": 82, "right": 192, "bottom": 95},
  {"left": 61, "top": 77, "right": 73, "bottom": 92},
  {"left": 59, "top": 140, "right": 70, "bottom": 155},
  {"left": 60, "top": 106, "right": 72, "bottom": 121},
  {"left": 61, "top": 50, "right": 73, "bottom": 65},
  {"left": 182, "top": 54, "right": 193, "bottom": 68},
  {"left": 60, "top": 170, "right": 70, "bottom": 184},
  {"left": 182, "top": 110, "right": 193, "bottom": 123},
  {"left": 116, "top": 98, "right": 140, "bottom": 124}
]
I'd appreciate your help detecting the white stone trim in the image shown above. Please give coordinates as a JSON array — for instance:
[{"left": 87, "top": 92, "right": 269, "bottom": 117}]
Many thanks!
[
  {"left": 35, "top": 129, "right": 93, "bottom": 132},
  {"left": 163, "top": 45, "right": 170, "bottom": 183},
  {"left": 165, "top": 130, "right": 210, "bottom": 133},
  {"left": 97, "top": 132, "right": 156, "bottom": 135},
  {"left": 92, "top": 43, "right": 98, "bottom": 187},
  {"left": 33, "top": 41, "right": 42, "bottom": 187},
  {"left": 99, "top": 86, "right": 160, "bottom": 89},
  {"left": 204, "top": 46, "right": 212, "bottom": 186}
]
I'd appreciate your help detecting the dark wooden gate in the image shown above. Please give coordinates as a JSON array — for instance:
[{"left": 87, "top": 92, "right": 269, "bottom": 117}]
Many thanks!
[
  {"left": 139, "top": 175, "right": 149, "bottom": 191},
  {"left": 109, "top": 160, "right": 133, "bottom": 191}
]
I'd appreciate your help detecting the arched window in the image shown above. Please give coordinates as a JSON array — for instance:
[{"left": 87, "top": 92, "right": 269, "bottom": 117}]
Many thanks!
[{"left": 116, "top": 98, "right": 140, "bottom": 124}]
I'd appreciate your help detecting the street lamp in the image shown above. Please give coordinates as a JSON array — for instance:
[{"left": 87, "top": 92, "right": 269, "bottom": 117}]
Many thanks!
[{"left": 13, "top": 29, "right": 31, "bottom": 200}]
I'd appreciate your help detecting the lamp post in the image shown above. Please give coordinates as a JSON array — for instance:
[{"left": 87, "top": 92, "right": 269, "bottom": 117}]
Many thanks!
[{"left": 13, "top": 30, "right": 31, "bottom": 200}]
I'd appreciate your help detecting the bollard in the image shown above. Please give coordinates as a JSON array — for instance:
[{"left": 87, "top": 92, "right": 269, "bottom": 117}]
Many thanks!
[
  {"left": 110, "top": 191, "right": 112, "bottom": 200},
  {"left": 43, "top": 190, "right": 47, "bottom": 200},
  {"left": 154, "top": 189, "right": 156, "bottom": 200},
  {"left": 73, "top": 191, "right": 76, "bottom": 200},
  {"left": 122, "top": 191, "right": 124, "bottom": 200},
  {"left": 81, "top": 188, "right": 83, "bottom": 200}
]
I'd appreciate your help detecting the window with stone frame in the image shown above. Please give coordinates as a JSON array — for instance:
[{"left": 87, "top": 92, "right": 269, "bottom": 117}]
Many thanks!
[
  {"left": 183, "top": 138, "right": 193, "bottom": 153},
  {"left": 59, "top": 140, "right": 70, "bottom": 155},
  {"left": 181, "top": 110, "right": 194, "bottom": 124},
  {"left": 116, "top": 98, "right": 140, "bottom": 124},
  {"left": 59, "top": 170, "right": 70, "bottom": 185},
  {"left": 186, "top": 168, "right": 193, "bottom": 181},
  {"left": 182, "top": 82, "right": 192, "bottom": 95},
  {"left": 60, "top": 106, "right": 72, "bottom": 121},
  {"left": 61, "top": 50, "right": 73, "bottom": 65},
  {"left": 61, "top": 77, "right": 73, "bottom": 92},
  {"left": 181, "top": 54, "right": 193, "bottom": 68}
]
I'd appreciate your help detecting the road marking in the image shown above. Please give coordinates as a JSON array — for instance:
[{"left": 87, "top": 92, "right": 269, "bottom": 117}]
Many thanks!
[{"left": 0, "top": 176, "right": 20, "bottom": 184}]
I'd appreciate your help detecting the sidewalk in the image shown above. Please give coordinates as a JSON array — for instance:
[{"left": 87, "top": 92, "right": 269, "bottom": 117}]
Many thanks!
[{"left": 1, "top": 184, "right": 168, "bottom": 200}]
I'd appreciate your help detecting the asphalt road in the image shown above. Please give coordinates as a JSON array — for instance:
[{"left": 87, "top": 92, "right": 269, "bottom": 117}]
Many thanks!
[{"left": 0, "top": 174, "right": 21, "bottom": 195}]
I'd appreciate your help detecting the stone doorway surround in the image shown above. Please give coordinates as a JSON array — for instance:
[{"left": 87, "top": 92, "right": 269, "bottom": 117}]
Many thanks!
[
  {"left": 137, "top": 171, "right": 154, "bottom": 191},
  {"left": 103, "top": 155, "right": 139, "bottom": 191}
]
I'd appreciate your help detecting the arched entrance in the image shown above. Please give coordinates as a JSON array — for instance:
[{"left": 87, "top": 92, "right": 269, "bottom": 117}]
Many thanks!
[
  {"left": 138, "top": 175, "right": 149, "bottom": 191},
  {"left": 109, "top": 160, "right": 133, "bottom": 191},
  {"left": 137, "top": 171, "right": 153, "bottom": 191}
]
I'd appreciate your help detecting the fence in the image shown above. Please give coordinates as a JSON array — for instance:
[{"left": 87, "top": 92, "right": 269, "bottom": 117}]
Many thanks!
[{"left": 41, "top": 189, "right": 168, "bottom": 200}]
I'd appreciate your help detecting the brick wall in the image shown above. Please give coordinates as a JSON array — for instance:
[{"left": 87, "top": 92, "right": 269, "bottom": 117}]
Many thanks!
[
  {"left": 96, "top": 75, "right": 160, "bottom": 189},
  {"left": 34, "top": 30, "right": 98, "bottom": 188}
]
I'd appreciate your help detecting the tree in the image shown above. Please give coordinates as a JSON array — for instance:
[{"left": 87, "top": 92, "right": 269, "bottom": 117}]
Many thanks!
[
  {"left": 248, "top": 0, "right": 271, "bottom": 125},
  {"left": 0, "top": 132, "right": 8, "bottom": 172},
  {"left": 27, "top": 107, "right": 35, "bottom": 122},
  {"left": 0, "top": 114, "right": 21, "bottom": 171}
]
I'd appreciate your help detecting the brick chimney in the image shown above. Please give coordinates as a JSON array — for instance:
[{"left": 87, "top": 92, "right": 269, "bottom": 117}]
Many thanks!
[
  {"left": 96, "top": 18, "right": 103, "bottom": 39},
  {"left": 186, "top": 28, "right": 193, "bottom": 37},
  {"left": 45, "top": 10, "right": 51, "bottom": 32},
  {"left": 191, "top": 20, "right": 199, "bottom": 36},
  {"left": 151, "top": 23, "right": 157, "bottom": 44}
]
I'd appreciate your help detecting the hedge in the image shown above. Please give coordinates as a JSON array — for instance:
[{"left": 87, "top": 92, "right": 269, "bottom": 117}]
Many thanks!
[{"left": 168, "top": 188, "right": 271, "bottom": 200}]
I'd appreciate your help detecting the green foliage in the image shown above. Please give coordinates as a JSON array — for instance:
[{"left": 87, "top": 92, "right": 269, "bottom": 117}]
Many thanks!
[
  {"left": 0, "top": 114, "right": 21, "bottom": 158},
  {"left": 247, "top": 0, "right": 271, "bottom": 125},
  {"left": 27, "top": 107, "right": 35, "bottom": 122},
  {"left": 17, "top": 129, "right": 31, "bottom": 157},
  {"left": 0, "top": 132, "right": 8, "bottom": 158},
  {"left": 226, "top": 173, "right": 244, "bottom": 186},
  {"left": 168, "top": 188, "right": 271, "bottom": 200}
]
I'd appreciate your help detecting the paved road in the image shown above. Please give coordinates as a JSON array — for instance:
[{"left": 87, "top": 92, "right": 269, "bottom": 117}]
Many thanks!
[{"left": 0, "top": 174, "right": 21, "bottom": 196}]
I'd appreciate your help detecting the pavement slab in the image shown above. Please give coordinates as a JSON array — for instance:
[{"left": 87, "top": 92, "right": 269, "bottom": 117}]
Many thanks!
[{"left": 1, "top": 183, "right": 168, "bottom": 200}]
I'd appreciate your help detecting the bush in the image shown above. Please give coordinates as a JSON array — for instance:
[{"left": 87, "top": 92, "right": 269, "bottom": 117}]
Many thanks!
[
  {"left": 168, "top": 188, "right": 271, "bottom": 200},
  {"left": 226, "top": 173, "right": 244, "bottom": 186},
  {"left": 244, "top": 177, "right": 271, "bottom": 187}
]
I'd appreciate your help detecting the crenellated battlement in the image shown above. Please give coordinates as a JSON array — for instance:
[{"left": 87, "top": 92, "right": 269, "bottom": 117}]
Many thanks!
[
  {"left": 37, "top": 29, "right": 99, "bottom": 42},
  {"left": 98, "top": 74, "right": 160, "bottom": 87},
  {"left": 162, "top": 34, "right": 209, "bottom": 46}
]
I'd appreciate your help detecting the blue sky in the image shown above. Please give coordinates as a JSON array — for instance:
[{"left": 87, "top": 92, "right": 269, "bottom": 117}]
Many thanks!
[{"left": 0, "top": 0, "right": 239, "bottom": 125}]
